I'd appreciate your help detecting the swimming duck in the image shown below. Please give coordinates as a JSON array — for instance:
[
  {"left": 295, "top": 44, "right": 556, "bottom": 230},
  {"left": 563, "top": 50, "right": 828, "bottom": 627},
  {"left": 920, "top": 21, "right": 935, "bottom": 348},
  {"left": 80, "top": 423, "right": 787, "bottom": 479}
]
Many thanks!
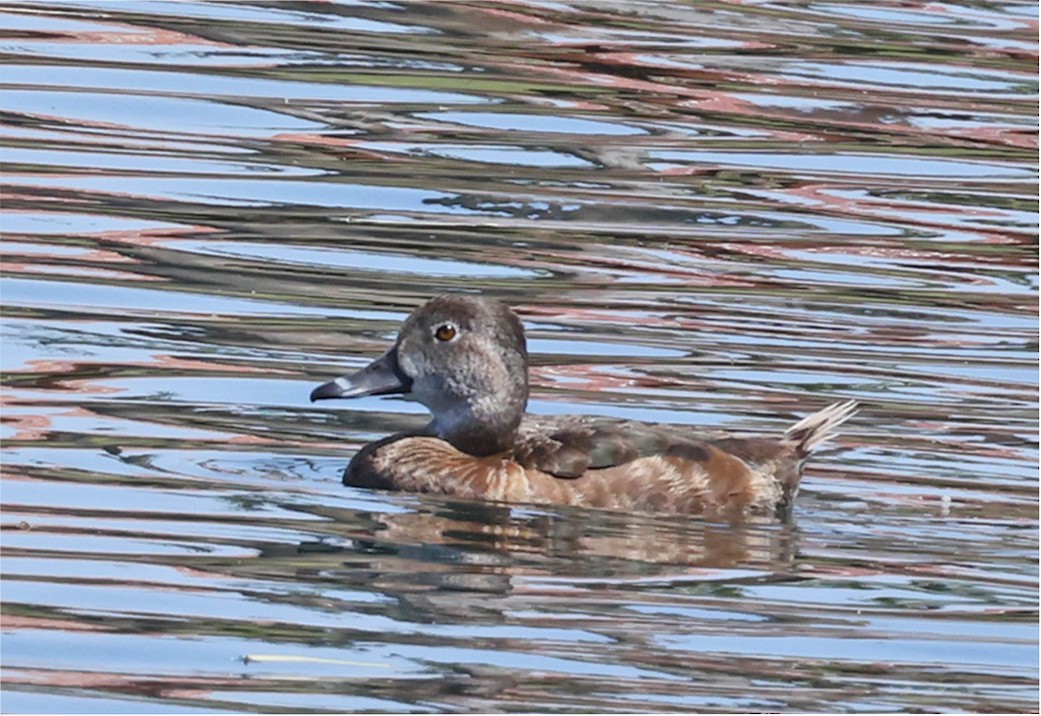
[{"left": 311, "top": 295, "right": 857, "bottom": 517}]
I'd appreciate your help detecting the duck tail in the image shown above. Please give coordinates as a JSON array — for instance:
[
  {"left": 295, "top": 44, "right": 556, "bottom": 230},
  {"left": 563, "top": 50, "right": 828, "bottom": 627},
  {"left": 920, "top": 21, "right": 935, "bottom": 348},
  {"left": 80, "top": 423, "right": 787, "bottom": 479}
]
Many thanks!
[{"left": 786, "top": 399, "right": 859, "bottom": 458}]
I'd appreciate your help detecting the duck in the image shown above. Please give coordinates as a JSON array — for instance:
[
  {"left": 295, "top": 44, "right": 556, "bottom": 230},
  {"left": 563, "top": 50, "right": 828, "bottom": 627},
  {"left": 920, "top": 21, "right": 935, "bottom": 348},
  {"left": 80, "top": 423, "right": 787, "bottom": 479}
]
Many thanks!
[{"left": 311, "top": 294, "right": 857, "bottom": 518}]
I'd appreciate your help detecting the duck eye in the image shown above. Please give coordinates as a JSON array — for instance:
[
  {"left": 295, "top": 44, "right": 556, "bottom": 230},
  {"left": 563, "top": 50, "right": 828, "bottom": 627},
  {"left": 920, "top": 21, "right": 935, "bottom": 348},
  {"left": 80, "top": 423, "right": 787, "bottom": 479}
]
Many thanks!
[{"left": 433, "top": 323, "right": 457, "bottom": 342}]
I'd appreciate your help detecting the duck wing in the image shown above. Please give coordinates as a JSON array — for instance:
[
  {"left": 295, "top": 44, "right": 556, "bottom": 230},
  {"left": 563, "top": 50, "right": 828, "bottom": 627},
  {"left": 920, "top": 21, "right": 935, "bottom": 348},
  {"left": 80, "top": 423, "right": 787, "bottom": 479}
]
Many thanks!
[{"left": 512, "top": 416, "right": 724, "bottom": 479}]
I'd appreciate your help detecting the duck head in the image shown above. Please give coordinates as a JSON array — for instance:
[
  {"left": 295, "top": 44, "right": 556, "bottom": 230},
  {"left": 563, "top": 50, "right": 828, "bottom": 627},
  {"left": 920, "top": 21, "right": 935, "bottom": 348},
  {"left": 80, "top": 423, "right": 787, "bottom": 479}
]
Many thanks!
[{"left": 311, "top": 295, "right": 529, "bottom": 456}]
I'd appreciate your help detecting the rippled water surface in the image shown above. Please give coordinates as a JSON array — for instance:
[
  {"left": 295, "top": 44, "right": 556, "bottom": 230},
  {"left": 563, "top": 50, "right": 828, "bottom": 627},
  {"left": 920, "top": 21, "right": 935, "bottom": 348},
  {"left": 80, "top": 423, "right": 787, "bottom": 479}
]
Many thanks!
[{"left": 1, "top": 1, "right": 1038, "bottom": 713}]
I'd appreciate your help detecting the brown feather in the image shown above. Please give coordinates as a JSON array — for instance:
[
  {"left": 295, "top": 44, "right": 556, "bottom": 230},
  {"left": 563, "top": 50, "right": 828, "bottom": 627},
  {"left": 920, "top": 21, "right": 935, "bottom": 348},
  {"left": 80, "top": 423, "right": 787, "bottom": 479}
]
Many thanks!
[{"left": 342, "top": 401, "right": 857, "bottom": 517}]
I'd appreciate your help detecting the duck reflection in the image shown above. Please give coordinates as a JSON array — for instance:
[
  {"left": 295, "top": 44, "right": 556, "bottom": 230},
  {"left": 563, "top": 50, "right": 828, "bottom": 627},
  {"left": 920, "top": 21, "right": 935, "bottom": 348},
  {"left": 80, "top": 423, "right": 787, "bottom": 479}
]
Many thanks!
[{"left": 282, "top": 494, "right": 801, "bottom": 601}]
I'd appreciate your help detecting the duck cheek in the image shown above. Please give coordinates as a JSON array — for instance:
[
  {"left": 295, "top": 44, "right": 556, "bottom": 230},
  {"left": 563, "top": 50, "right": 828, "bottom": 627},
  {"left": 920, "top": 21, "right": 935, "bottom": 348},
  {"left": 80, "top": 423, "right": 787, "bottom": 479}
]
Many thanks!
[
  {"left": 409, "top": 374, "right": 447, "bottom": 412},
  {"left": 395, "top": 340, "right": 424, "bottom": 381}
]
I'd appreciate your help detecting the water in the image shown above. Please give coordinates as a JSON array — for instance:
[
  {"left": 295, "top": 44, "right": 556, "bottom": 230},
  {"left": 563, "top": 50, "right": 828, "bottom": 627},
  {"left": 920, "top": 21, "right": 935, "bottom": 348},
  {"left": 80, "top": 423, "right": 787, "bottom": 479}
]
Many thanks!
[{"left": 1, "top": 1, "right": 1037, "bottom": 712}]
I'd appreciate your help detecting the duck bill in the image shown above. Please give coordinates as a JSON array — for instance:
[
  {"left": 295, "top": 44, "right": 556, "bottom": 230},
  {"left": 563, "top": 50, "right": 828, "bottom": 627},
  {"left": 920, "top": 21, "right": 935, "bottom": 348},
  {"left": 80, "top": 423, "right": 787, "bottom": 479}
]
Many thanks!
[{"left": 310, "top": 347, "right": 412, "bottom": 402}]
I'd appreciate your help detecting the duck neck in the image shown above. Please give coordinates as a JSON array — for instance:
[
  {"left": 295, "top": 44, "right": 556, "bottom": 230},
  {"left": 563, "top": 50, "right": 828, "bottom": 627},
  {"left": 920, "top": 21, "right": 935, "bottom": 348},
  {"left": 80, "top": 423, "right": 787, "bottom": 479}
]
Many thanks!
[{"left": 430, "top": 393, "right": 526, "bottom": 456}]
